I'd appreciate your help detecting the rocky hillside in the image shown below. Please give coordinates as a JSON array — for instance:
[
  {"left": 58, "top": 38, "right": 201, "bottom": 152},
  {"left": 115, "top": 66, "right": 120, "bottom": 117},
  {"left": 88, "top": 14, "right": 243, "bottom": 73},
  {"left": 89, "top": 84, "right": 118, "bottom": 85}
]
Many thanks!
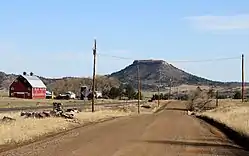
[{"left": 109, "top": 60, "right": 241, "bottom": 90}]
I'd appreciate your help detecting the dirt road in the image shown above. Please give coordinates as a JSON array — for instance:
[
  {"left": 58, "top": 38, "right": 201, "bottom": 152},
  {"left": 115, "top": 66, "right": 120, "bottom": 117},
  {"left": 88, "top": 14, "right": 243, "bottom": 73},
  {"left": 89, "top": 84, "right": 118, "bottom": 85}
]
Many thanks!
[{"left": 1, "top": 101, "right": 249, "bottom": 156}]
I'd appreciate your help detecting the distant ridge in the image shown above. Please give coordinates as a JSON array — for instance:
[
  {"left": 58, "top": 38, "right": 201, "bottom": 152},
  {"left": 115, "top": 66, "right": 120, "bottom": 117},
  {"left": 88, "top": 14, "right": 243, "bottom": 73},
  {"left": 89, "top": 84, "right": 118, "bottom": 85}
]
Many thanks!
[
  {"left": 109, "top": 59, "right": 243, "bottom": 90},
  {"left": 0, "top": 59, "right": 245, "bottom": 93}
]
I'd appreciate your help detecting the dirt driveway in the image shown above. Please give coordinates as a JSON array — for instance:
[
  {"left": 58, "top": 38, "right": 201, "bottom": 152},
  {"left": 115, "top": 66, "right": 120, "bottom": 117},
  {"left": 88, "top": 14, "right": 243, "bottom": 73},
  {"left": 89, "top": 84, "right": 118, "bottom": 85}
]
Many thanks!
[{"left": 1, "top": 101, "right": 249, "bottom": 156}]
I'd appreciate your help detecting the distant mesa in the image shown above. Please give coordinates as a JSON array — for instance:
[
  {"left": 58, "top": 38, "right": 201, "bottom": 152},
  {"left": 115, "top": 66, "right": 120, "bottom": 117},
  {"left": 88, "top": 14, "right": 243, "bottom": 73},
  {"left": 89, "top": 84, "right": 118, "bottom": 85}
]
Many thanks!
[
  {"left": 133, "top": 59, "right": 166, "bottom": 65},
  {"left": 109, "top": 59, "right": 237, "bottom": 90}
]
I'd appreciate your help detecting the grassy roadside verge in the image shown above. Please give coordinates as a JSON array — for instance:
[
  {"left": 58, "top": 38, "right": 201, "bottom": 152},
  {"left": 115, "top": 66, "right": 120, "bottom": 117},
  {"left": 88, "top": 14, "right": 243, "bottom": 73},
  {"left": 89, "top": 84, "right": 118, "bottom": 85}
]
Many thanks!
[{"left": 196, "top": 104, "right": 249, "bottom": 150}]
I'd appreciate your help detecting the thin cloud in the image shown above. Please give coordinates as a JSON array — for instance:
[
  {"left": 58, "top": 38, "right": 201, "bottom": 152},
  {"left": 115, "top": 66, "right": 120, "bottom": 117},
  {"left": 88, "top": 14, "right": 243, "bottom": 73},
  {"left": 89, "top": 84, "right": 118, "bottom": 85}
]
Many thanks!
[{"left": 184, "top": 14, "right": 249, "bottom": 30}]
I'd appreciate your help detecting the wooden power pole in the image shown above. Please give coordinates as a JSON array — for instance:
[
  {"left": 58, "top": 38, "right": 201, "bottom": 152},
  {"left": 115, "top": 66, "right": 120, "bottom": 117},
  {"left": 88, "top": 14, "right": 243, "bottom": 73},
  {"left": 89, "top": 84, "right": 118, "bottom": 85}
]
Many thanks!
[
  {"left": 137, "top": 65, "right": 140, "bottom": 114},
  {"left": 92, "top": 39, "right": 97, "bottom": 112},
  {"left": 168, "top": 78, "right": 172, "bottom": 100},
  {"left": 157, "top": 86, "right": 160, "bottom": 107},
  {"left": 242, "top": 54, "right": 245, "bottom": 102},
  {"left": 216, "top": 90, "right": 219, "bottom": 107},
  {"left": 157, "top": 70, "right": 161, "bottom": 107},
  {"left": 177, "top": 87, "right": 179, "bottom": 100}
]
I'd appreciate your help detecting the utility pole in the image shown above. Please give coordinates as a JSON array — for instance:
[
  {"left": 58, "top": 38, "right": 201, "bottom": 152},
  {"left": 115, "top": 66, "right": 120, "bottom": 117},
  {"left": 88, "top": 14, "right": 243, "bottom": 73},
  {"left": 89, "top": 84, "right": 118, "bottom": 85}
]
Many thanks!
[
  {"left": 177, "top": 87, "right": 179, "bottom": 100},
  {"left": 216, "top": 90, "right": 219, "bottom": 107},
  {"left": 92, "top": 39, "right": 97, "bottom": 112},
  {"left": 157, "top": 70, "right": 161, "bottom": 107},
  {"left": 137, "top": 65, "right": 140, "bottom": 114},
  {"left": 157, "top": 86, "right": 160, "bottom": 107},
  {"left": 168, "top": 78, "right": 172, "bottom": 100},
  {"left": 242, "top": 54, "right": 245, "bottom": 102}
]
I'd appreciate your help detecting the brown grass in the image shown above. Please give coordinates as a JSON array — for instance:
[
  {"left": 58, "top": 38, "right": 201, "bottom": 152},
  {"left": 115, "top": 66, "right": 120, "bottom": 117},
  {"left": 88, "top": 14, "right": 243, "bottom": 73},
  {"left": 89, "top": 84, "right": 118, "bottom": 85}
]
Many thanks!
[
  {"left": 142, "top": 85, "right": 215, "bottom": 98},
  {"left": 0, "top": 101, "right": 162, "bottom": 146},
  {"left": 200, "top": 99, "right": 249, "bottom": 136},
  {"left": 0, "top": 97, "right": 128, "bottom": 108},
  {"left": 0, "top": 91, "right": 8, "bottom": 97},
  {"left": 0, "top": 109, "right": 131, "bottom": 146}
]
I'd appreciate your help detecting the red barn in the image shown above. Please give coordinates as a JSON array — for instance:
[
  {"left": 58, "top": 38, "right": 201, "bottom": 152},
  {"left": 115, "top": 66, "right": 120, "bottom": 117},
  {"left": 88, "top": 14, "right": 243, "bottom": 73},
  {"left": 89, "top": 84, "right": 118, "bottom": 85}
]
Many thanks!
[{"left": 9, "top": 73, "right": 47, "bottom": 99}]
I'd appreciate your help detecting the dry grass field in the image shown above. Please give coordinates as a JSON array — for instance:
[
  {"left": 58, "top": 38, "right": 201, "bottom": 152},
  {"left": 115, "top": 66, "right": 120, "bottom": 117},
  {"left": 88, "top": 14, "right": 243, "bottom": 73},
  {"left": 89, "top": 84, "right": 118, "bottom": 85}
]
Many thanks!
[
  {"left": 0, "top": 101, "right": 161, "bottom": 147},
  {"left": 142, "top": 84, "right": 214, "bottom": 98},
  {"left": 0, "top": 91, "right": 8, "bottom": 98},
  {"left": 200, "top": 99, "right": 249, "bottom": 136},
  {"left": 0, "top": 109, "right": 131, "bottom": 146},
  {"left": 0, "top": 90, "right": 136, "bottom": 109},
  {"left": 0, "top": 97, "right": 131, "bottom": 109}
]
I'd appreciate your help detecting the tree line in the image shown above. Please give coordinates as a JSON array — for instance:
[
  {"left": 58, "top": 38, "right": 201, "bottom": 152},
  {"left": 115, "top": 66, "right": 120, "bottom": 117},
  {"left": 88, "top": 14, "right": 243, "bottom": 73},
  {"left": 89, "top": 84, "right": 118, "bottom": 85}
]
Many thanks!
[
  {"left": 102, "top": 83, "right": 143, "bottom": 100},
  {"left": 149, "top": 88, "right": 244, "bottom": 101},
  {"left": 103, "top": 84, "right": 244, "bottom": 101}
]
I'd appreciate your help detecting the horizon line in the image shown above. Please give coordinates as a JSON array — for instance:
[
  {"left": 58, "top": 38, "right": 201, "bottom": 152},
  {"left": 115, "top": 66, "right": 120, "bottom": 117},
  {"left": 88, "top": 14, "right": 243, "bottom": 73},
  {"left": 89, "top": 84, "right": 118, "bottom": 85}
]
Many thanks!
[{"left": 0, "top": 71, "right": 244, "bottom": 84}]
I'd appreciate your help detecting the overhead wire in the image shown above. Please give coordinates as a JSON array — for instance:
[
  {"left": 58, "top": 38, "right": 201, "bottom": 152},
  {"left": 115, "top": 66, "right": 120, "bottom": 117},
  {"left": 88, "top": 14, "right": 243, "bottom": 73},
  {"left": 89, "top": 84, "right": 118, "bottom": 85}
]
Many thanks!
[
  {"left": 97, "top": 51, "right": 241, "bottom": 63},
  {"left": 168, "top": 56, "right": 241, "bottom": 63},
  {"left": 97, "top": 52, "right": 133, "bottom": 60}
]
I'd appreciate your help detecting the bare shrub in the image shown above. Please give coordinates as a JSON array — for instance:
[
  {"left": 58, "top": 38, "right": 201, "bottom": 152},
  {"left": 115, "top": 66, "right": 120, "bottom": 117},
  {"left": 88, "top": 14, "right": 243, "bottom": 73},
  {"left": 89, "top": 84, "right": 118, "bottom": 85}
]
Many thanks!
[{"left": 186, "top": 87, "right": 214, "bottom": 112}]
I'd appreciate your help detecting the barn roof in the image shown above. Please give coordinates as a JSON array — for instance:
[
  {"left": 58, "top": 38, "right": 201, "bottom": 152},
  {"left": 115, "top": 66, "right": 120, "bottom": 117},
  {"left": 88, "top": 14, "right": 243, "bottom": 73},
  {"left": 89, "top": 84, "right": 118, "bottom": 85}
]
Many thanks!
[{"left": 20, "top": 75, "right": 47, "bottom": 88}]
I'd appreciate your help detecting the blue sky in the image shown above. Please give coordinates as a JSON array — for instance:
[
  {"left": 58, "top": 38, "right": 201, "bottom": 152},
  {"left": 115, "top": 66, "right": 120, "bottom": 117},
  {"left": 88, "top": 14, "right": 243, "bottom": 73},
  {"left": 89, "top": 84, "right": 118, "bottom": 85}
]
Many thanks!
[{"left": 0, "top": 0, "right": 249, "bottom": 82}]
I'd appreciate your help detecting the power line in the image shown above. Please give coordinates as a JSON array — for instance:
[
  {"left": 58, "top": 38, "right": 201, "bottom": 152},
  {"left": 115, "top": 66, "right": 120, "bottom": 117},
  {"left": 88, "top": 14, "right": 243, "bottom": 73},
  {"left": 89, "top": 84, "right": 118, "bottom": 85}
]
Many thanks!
[
  {"left": 97, "top": 52, "right": 241, "bottom": 63},
  {"left": 97, "top": 53, "right": 133, "bottom": 60},
  {"left": 169, "top": 56, "right": 241, "bottom": 63}
]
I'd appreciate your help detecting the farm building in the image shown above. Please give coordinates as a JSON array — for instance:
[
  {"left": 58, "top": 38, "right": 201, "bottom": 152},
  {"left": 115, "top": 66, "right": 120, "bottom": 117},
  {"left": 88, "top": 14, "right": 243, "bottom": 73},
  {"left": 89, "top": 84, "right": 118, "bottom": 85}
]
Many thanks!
[{"left": 9, "top": 72, "right": 47, "bottom": 99}]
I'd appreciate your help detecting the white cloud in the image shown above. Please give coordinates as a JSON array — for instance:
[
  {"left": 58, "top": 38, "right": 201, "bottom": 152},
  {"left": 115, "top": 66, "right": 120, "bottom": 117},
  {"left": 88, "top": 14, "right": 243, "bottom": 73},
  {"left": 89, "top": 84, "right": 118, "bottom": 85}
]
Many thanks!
[{"left": 184, "top": 14, "right": 249, "bottom": 30}]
